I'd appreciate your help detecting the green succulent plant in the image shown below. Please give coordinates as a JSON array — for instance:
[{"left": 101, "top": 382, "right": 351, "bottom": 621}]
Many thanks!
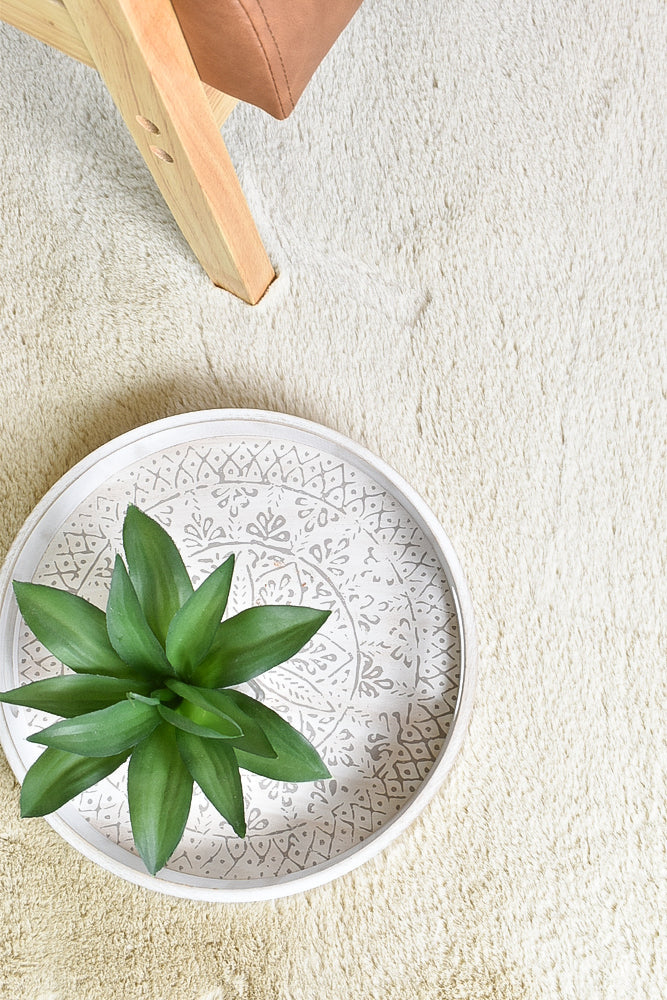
[{"left": 0, "top": 505, "right": 331, "bottom": 875}]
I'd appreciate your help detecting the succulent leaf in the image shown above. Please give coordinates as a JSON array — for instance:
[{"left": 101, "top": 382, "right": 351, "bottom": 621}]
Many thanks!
[
  {"left": 165, "top": 555, "right": 235, "bottom": 678},
  {"left": 157, "top": 701, "right": 242, "bottom": 740},
  {"left": 165, "top": 679, "right": 276, "bottom": 759},
  {"left": 127, "top": 723, "right": 193, "bottom": 875},
  {"left": 106, "top": 556, "right": 174, "bottom": 678},
  {"left": 20, "top": 747, "right": 130, "bottom": 817},
  {"left": 13, "top": 581, "right": 134, "bottom": 678},
  {"left": 13, "top": 517, "right": 334, "bottom": 867},
  {"left": 150, "top": 687, "right": 177, "bottom": 704},
  {"left": 175, "top": 730, "right": 246, "bottom": 838},
  {"left": 27, "top": 700, "right": 161, "bottom": 757},
  {"left": 0, "top": 674, "right": 152, "bottom": 717},
  {"left": 227, "top": 690, "right": 331, "bottom": 782},
  {"left": 192, "top": 605, "right": 331, "bottom": 688},
  {"left": 126, "top": 692, "right": 162, "bottom": 706},
  {"left": 122, "top": 505, "right": 193, "bottom": 647}
]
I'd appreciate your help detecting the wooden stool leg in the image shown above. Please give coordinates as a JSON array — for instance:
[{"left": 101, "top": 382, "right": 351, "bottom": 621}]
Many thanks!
[{"left": 64, "top": 0, "right": 274, "bottom": 303}]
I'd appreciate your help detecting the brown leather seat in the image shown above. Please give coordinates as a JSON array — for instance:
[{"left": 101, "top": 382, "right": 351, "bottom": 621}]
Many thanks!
[{"left": 171, "top": 0, "right": 363, "bottom": 119}]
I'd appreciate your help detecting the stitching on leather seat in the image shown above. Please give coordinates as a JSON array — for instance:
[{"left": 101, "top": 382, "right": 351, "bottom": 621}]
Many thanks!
[
  {"left": 253, "top": 0, "right": 295, "bottom": 113},
  {"left": 233, "top": 0, "right": 287, "bottom": 117}
]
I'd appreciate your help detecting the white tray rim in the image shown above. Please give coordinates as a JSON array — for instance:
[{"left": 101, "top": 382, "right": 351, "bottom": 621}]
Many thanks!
[{"left": 0, "top": 409, "right": 478, "bottom": 902}]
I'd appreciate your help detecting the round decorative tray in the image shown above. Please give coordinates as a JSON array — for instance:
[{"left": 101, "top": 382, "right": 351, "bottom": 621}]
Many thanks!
[{"left": 0, "top": 410, "right": 476, "bottom": 901}]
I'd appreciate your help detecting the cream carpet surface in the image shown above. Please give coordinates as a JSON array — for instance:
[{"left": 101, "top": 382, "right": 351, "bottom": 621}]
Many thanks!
[{"left": 0, "top": 1, "right": 664, "bottom": 997}]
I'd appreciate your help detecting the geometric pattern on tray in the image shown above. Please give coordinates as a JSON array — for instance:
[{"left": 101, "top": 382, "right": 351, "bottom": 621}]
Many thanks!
[{"left": 10, "top": 437, "right": 460, "bottom": 880}]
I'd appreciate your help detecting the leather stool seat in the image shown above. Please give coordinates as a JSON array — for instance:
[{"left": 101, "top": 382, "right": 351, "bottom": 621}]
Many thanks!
[{"left": 171, "top": 0, "right": 363, "bottom": 119}]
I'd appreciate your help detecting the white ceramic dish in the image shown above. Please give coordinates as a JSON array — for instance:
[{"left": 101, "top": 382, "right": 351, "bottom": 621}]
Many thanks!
[{"left": 0, "top": 410, "right": 476, "bottom": 901}]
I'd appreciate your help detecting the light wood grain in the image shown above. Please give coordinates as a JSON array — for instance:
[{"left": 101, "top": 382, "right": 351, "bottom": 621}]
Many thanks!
[
  {"left": 2, "top": 0, "right": 274, "bottom": 301},
  {"left": 202, "top": 85, "right": 238, "bottom": 128},
  {"left": 0, "top": 0, "right": 239, "bottom": 129},
  {"left": 1, "top": 0, "right": 94, "bottom": 66}
]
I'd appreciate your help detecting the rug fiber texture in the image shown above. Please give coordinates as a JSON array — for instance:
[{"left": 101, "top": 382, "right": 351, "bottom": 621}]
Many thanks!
[{"left": 0, "top": 1, "right": 664, "bottom": 997}]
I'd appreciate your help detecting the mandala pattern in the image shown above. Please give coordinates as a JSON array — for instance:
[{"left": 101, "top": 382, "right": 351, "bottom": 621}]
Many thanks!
[{"left": 9, "top": 435, "right": 461, "bottom": 882}]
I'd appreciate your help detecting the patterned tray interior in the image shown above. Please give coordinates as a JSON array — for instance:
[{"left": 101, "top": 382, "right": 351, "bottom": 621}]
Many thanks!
[{"left": 5, "top": 433, "right": 461, "bottom": 883}]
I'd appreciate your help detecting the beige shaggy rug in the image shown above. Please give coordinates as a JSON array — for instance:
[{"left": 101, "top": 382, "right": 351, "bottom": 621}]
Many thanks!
[{"left": 0, "top": 1, "right": 664, "bottom": 997}]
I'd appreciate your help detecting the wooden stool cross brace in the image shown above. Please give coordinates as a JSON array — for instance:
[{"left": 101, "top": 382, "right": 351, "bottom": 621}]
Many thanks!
[{"left": 1, "top": 0, "right": 275, "bottom": 303}]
